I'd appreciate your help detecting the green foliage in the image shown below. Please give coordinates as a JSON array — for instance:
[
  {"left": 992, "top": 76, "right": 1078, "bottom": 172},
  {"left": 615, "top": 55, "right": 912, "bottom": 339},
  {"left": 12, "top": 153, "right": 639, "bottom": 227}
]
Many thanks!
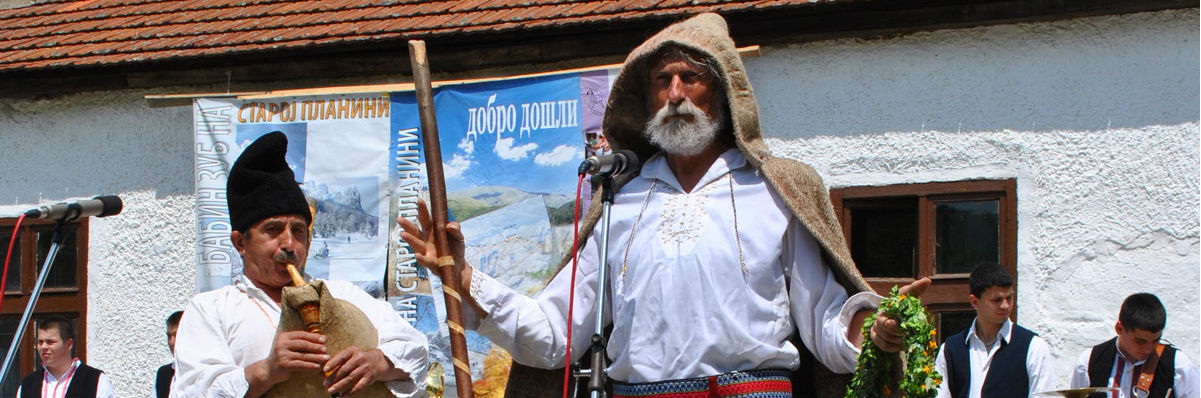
[
  {"left": 845, "top": 286, "right": 942, "bottom": 398},
  {"left": 447, "top": 198, "right": 501, "bottom": 222},
  {"left": 449, "top": 195, "right": 575, "bottom": 225},
  {"left": 546, "top": 200, "right": 577, "bottom": 225}
]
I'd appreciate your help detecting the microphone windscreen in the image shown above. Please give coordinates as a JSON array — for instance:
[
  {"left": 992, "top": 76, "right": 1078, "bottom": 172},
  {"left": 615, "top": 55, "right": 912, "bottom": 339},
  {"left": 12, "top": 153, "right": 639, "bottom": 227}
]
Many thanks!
[
  {"left": 94, "top": 195, "right": 123, "bottom": 217},
  {"left": 614, "top": 149, "right": 641, "bottom": 175}
]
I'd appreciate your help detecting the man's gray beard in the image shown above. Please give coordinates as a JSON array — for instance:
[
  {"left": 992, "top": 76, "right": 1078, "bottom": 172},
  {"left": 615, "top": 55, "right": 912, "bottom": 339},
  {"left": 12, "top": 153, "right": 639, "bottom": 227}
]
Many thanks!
[{"left": 643, "top": 99, "right": 721, "bottom": 157}]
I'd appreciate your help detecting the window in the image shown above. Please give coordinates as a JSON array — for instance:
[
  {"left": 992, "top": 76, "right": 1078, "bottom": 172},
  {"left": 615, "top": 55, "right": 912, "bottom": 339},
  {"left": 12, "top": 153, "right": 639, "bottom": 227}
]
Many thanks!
[
  {"left": 830, "top": 179, "right": 1016, "bottom": 342},
  {"left": 0, "top": 218, "right": 88, "bottom": 396}
]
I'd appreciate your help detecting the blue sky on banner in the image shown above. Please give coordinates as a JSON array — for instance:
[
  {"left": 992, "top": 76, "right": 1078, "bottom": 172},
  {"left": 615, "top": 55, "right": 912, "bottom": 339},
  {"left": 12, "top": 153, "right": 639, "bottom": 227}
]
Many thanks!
[
  {"left": 434, "top": 74, "right": 584, "bottom": 195},
  {"left": 235, "top": 123, "right": 308, "bottom": 182}
]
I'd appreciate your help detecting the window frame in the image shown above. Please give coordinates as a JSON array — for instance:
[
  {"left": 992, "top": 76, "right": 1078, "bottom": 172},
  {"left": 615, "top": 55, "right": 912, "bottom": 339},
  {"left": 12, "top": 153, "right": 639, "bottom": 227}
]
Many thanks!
[
  {"left": 0, "top": 217, "right": 89, "bottom": 389},
  {"left": 830, "top": 179, "right": 1017, "bottom": 338}
]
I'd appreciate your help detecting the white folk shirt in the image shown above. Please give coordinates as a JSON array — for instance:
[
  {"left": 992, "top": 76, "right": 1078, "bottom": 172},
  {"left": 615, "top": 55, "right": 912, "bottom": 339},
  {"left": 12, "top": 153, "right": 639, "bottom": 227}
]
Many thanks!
[
  {"left": 467, "top": 149, "right": 878, "bottom": 383},
  {"left": 15, "top": 358, "right": 116, "bottom": 398},
  {"left": 1070, "top": 340, "right": 1201, "bottom": 398},
  {"left": 170, "top": 274, "right": 429, "bottom": 398},
  {"left": 933, "top": 318, "right": 1056, "bottom": 398}
]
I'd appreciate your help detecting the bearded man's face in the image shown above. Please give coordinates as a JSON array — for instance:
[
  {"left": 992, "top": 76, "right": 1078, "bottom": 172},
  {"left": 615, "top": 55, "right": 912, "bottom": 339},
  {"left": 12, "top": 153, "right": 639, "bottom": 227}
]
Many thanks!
[{"left": 644, "top": 54, "right": 725, "bottom": 156}]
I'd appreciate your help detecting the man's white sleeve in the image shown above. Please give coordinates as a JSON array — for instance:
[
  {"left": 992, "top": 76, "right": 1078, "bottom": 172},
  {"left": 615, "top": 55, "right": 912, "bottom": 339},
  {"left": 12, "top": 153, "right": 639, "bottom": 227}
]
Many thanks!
[
  {"left": 96, "top": 372, "right": 117, "bottom": 398},
  {"left": 934, "top": 344, "right": 951, "bottom": 398},
  {"left": 170, "top": 299, "right": 250, "bottom": 398},
  {"left": 1069, "top": 349, "right": 1092, "bottom": 389},
  {"left": 1174, "top": 352, "right": 1200, "bottom": 398},
  {"left": 1026, "top": 336, "right": 1057, "bottom": 395},
  {"left": 473, "top": 231, "right": 604, "bottom": 368},
  {"left": 783, "top": 220, "right": 879, "bottom": 374}
]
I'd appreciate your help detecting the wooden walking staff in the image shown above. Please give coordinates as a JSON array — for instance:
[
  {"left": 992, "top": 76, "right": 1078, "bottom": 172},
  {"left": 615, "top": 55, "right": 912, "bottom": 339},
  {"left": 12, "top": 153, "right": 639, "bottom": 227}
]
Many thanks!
[{"left": 407, "top": 39, "right": 474, "bottom": 398}]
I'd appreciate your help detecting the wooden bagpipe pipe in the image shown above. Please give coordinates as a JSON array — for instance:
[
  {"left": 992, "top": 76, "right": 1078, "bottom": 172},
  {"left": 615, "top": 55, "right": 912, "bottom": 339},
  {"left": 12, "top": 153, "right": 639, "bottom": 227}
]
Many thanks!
[{"left": 261, "top": 264, "right": 393, "bottom": 398}]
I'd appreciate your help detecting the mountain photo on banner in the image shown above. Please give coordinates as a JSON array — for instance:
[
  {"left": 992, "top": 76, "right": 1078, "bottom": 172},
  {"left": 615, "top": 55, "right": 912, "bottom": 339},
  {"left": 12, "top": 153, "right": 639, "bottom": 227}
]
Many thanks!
[
  {"left": 388, "top": 69, "right": 612, "bottom": 395},
  {"left": 438, "top": 73, "right": 584, "bottom": 294},
  {"left": 301, "top": 114, "right": 392, "bottom": 297}
]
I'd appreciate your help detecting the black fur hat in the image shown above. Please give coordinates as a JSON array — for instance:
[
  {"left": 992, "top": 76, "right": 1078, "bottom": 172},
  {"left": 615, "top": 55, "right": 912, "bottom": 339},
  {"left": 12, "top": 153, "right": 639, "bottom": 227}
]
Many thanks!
[{"left": 227, "top": 131, "right": 311, "bottom": 233}]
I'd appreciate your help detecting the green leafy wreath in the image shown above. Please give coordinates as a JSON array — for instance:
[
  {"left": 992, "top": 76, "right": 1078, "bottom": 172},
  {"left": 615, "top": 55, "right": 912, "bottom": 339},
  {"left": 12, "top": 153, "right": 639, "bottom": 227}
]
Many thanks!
[{"left": 845, "top": 286, "right": 942, "bottom": 398}]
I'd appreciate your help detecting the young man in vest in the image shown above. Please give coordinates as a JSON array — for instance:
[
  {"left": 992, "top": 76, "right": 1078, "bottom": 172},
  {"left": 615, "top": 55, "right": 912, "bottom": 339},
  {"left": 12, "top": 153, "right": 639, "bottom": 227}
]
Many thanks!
[
  {"left": 17, "top": 317, "right": 115, "bottom": 398},
  {"left": 154, "top": 310, "right": 182, "bottom": 398},
  {"left": 934, "top": 262, "right": 1055, "bottom": 398},
  {"left": 1070, "top": 292, "right": 1199, "bottom": 398}
]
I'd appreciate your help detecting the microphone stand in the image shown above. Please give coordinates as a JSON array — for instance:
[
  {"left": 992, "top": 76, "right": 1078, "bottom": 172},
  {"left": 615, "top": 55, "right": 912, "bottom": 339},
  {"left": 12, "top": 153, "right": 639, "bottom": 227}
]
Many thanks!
[
  {"left": 0, "top": 218, "right": 72, "bottom": 382},
  {"left": 581, "top": 173, "right": 617, "bottom": 398}
]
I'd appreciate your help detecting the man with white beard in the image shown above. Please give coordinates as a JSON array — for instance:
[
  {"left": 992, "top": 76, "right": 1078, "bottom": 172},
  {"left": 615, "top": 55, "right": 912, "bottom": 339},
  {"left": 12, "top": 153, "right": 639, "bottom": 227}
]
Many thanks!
[{"left": 400, "top": 13, "right": 929, "bottom": 397}]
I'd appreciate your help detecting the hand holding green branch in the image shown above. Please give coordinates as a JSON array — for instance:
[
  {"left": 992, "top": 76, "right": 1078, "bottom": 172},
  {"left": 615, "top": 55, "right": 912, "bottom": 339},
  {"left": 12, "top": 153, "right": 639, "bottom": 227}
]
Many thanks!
[{"left": 846, "top": 286, "right": 942, "bottom": 398}]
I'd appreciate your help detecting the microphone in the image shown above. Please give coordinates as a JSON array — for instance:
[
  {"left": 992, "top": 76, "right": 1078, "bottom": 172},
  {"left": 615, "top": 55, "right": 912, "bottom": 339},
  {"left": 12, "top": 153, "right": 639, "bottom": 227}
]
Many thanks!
[
  {"left": 579, "top": 150, "right": 640, "bottom": 177},
  {"left": 24, "top": 195, "right": 123, "bottom": 220}
]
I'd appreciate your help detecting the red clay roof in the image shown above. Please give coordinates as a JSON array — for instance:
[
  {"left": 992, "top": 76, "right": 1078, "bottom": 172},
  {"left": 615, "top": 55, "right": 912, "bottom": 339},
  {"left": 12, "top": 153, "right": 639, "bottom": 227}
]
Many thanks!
[{"left": 0, "top": 0, "right": 822, "bottom": 73}]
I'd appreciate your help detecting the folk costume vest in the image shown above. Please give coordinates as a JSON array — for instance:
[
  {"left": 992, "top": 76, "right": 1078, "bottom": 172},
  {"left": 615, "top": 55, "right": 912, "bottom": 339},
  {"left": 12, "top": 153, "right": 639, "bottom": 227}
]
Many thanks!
[
  {"left": 1088, "top": 337, "right": 1177, "bottom": 398},
  {"left": 943, "top": 324, "right": 1036, "bottom": 398},
  {"left": 154, "top": 363, "right": 173, "bottom": 398},
  {"left": 20, "top": 363, "right": 102, "bottom": 398}
]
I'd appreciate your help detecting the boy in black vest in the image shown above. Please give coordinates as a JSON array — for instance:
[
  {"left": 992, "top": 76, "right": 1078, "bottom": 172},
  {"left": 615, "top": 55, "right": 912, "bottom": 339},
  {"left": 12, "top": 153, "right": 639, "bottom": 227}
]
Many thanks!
[
  {"left": 1070, "top": 292, "right": 1199, "bottom": 398},
  {"left": 17, "top": 317, "right": 115, "bottom": 398},
  {"left": 933, "top": 262, "right": 1056, "bottom": 398},
  {"left": 155, "top": 310, "right": 183, "bottom": 398}
]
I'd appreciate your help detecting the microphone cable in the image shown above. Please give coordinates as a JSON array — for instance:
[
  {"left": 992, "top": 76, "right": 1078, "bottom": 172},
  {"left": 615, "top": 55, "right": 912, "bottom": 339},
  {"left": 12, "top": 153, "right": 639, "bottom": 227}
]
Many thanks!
[
  {"left": 562, "top": 173, "right": 586, "bottom": 398},
  {"left": 0, "top": 213, "right": 26, "bottom": 314}
]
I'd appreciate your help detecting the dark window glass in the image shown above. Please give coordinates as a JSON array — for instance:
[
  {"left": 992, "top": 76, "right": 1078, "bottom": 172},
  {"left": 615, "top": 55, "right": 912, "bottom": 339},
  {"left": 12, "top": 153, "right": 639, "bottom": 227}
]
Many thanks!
[
  {"left": 0, "top": 229, "right": 17, "bottom": 293},
  {"left": 935, "top": 200, "right": 999, "bottom": 274},
  {"left": 849, "top": 200, "right": 917, "bottom": 278},
  {"left": 35, "top": 225, "right": 77, "bottom": 290},
  {"left": 0, "top": 218, "right": 88, "bottom": 387},
  {"left": 938, "top": 311, "right": 977, "bottom": 343},
  {"left": 0, "top": 315, "right": 21, "bottom": 398}
]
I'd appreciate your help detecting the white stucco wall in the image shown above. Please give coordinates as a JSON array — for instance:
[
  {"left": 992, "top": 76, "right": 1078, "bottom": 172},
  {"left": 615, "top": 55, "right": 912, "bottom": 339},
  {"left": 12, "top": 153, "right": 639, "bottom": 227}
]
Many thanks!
[
  {"left": 747, "top": 8, "right": 1199, "bottom": 389},
  {"left": 0, "top": 92, "right": 198, "bottom": 395},
  {"left": 0, "top": 7, "right": 1194, "bottom": 396}
]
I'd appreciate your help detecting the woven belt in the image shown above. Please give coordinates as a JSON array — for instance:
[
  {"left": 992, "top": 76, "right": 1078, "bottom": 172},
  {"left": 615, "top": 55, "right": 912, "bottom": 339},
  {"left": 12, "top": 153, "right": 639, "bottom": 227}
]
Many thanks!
[{"left": 612, "top": 369, "right": 792, "bottom": 398}]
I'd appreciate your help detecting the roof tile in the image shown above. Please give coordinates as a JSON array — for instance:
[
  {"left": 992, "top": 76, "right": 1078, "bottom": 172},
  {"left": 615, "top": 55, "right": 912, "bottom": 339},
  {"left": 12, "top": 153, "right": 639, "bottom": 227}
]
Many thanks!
[{"left": 0, "top": 0, "right": 828, "bottom": 72}]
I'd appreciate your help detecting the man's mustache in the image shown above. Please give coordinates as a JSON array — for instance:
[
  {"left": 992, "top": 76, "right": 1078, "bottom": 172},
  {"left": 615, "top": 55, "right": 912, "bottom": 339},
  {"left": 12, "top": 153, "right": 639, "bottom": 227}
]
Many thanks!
[
  {"left": 273, "top": 249, "right": 300, "bottom": 264},
  {"left": 652, "top": 99, "right": 706, "bottom": 122}
]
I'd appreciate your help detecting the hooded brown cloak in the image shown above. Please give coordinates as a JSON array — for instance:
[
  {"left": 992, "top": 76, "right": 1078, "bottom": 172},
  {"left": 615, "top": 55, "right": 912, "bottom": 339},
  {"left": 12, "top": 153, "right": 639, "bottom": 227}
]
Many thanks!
[{"left": 504, "top": 12, "right": 869, "bottom": 397}]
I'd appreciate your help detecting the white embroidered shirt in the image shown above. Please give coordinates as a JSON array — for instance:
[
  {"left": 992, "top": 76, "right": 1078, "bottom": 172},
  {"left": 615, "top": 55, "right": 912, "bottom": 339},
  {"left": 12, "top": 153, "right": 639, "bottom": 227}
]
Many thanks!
[{"left": 468, "top": 149, "right": 878, "bottom": 382}]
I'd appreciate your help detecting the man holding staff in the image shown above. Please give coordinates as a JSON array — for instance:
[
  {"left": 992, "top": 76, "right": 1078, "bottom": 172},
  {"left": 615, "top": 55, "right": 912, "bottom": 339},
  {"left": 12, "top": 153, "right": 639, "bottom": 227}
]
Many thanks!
[
  {"left": 400, "top": 13, "right": 928, "bottom": 396},
  {"left": 172, "top": 132, "right": 428, "bottom": 398}
]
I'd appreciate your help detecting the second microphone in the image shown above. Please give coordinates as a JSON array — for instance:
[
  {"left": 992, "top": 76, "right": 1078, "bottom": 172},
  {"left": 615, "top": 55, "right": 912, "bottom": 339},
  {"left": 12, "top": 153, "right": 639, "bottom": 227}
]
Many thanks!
[{"left": 579, "top": 150, "right": 640, "bottom": 177}]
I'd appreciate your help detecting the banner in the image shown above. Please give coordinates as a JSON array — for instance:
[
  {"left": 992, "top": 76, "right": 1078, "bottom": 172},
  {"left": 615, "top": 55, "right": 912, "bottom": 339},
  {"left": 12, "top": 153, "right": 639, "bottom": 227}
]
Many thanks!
[
  {"left": 194, "top": 95, "right": 394, "bottom": 295},
  {"left": 194, "top": 67, "right": 616, "bottom": 396}
]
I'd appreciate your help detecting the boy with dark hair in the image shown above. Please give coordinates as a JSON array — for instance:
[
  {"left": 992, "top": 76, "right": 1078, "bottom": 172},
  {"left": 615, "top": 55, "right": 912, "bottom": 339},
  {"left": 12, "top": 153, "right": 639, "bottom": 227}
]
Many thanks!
[
  {"left": 934, "top": 262, "right": 1055, "bottom": 398},
  {"left": 1071, "top": 292, "right": 1199, "bottom": 398},
  {"left": 17, "top": 317, "right": 115, "bottom": 398},
  {"left": 155, "top": 310, "right": 183, "bottom": 398}
]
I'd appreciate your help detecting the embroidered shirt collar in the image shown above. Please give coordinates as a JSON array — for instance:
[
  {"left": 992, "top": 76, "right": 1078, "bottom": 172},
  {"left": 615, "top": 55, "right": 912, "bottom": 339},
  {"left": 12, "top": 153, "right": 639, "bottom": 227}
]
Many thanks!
[
  {"left": 1113, "top": 338, "right": 1149, "bottom": 366},
  {"left": 641, "top": 148, "right": 748, "bottom": 192},
  {"left": 965, "top": 317, "right": 1013, "bottom": 347},
  {"left": 43, "top": 358, "right": 80, "bottom": 381},
  {"left": 233, "top": 273, "right": 282, "bottom": 312}
]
